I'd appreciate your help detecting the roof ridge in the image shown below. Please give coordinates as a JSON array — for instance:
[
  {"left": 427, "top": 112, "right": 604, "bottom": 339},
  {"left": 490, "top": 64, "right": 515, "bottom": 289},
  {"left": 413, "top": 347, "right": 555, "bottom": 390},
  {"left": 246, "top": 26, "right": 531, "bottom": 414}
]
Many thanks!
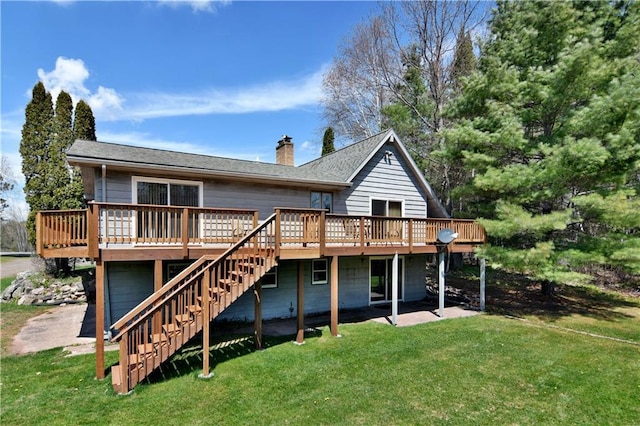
[{"left": 298, "top": 129, "right": 392, "bottom": 167}]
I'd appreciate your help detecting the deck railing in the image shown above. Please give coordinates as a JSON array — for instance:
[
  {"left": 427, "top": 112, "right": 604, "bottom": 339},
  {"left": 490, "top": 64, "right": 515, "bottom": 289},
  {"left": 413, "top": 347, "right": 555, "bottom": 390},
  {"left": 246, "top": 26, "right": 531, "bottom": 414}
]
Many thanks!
[{"left": 36, "top": 203, "right": 486, "bottom": 257}]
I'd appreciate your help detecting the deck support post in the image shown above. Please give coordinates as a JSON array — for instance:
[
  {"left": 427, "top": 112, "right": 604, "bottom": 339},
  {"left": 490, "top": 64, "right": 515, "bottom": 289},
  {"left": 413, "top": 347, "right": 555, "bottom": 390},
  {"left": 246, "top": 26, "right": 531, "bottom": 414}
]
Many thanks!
[
  {"left": 95, "top": 260, "right": 105, "bottom": 379},
  {"left": 391, "top": 252, "right": 398, "bottom": 326},
  {"left": 438, "top": 251, "right": 445, "bottom": 318},
  {"left": 480, "top": 258, "right": 486, "bottom": 311},
  {"left": 330, "top": 256, "right": 339, "bottom": 337},
  {"left": 295, "top": 261, "right": 305, "bottom": 344},
  {"left": 254, "top": 281, "right": 262, "bottom": 349},
  {"left": 200, "top": 268, "right": 213, "bottom": 379}
]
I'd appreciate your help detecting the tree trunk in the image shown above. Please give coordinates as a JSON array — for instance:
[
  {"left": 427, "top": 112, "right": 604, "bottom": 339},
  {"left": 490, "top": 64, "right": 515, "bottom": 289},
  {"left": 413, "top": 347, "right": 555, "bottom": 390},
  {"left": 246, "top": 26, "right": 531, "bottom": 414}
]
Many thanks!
[{"left": 541, "top": 281, "right": 555, "bottom": 296}]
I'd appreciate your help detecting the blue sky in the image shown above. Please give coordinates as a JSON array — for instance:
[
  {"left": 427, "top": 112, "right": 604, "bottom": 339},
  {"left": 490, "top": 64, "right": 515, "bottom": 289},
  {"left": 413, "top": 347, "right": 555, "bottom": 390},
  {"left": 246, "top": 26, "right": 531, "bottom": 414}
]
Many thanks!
[{"left": 1, "top": 0, "right": 380, "bottom": 213}]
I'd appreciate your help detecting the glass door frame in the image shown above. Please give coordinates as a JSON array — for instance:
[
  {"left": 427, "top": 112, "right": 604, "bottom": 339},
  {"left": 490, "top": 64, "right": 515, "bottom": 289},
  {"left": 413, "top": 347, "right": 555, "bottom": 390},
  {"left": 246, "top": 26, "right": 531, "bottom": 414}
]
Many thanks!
[{"left": 369, "top": 256, "right": 404, "bottom": 305}]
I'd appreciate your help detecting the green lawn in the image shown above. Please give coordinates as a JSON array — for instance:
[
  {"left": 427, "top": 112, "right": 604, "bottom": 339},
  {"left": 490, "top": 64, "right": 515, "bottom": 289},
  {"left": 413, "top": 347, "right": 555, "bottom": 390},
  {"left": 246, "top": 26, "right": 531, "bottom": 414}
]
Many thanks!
[{"left": 1, "top": 275, "right": 639, "bottom": 425}]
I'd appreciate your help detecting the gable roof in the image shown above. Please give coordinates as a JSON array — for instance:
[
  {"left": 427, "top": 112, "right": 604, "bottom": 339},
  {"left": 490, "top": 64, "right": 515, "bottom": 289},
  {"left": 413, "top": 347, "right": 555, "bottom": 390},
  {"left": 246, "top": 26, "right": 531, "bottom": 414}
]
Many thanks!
[{"left": 300, "top": 129, "right": 449, "bottom": 218}]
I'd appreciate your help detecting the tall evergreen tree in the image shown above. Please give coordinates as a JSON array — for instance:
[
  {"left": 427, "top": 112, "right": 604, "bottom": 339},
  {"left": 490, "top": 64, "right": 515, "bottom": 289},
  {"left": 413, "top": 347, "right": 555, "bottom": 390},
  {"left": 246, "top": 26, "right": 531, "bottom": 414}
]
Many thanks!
[
  {"left": 73, "top": 100, "right": 96, "bottom": 141},
  {"left": 21, "top": 84, "right": 90, "bottom": 275},
  {"left": 321, "top": 127, "right": 336, "bottom": 156},
  {"left": 20, "top": 82, "right": 54, "bottom": 245},
  {"left": 451, "top": 30, "right": 476, "bottom": 93},
  {"left": 445, "top": 0, "right": 640, "bottom": 290}
]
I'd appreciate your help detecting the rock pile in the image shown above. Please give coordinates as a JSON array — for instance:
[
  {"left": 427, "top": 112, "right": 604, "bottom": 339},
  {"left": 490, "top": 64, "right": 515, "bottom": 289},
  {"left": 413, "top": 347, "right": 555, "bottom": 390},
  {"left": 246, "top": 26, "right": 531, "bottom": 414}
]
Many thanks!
[{"left": 1, "top": 271, "right": 93, "bottom": 305}]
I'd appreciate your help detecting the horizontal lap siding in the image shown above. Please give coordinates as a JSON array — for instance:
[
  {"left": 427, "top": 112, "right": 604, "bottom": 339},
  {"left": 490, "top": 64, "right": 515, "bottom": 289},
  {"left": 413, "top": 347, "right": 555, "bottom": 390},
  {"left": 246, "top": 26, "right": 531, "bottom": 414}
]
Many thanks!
[
  {"left": 404, "top": 255, "right": 430, "bottom": 301},
  {"left": 101, "top": 171, "right": 311, "bottom": 217},
  {"left": 204, "top": 182, "right": 311, "bottom": 220},
  {"left": 99, "top": 171, "right": 132, "bottom": 203},
  {"left": 106, "top": 261, "right": 154, "bottom": 329},
  {"left": 335, "top": 144, "right": 428, "bottom": 217}
]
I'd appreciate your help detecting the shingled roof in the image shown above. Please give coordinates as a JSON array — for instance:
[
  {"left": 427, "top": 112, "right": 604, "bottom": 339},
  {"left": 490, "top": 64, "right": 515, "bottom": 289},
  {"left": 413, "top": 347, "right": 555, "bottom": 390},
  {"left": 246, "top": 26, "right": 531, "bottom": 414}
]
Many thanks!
[
  {"left": 67, "top": 139, "right": 349, "bottom": 188},
  {"left": 67, "top": 129, "right": 449, "bottom": 217},
  {"left": 298, "top": 130, "right": 391, "bottom": 181}
]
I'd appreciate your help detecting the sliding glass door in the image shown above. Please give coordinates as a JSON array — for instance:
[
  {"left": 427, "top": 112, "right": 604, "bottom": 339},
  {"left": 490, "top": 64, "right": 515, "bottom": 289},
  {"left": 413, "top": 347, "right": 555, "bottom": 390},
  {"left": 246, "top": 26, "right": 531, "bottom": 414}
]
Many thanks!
[{"left": 370, "top": 257, "right": 403, "bottom": 303}]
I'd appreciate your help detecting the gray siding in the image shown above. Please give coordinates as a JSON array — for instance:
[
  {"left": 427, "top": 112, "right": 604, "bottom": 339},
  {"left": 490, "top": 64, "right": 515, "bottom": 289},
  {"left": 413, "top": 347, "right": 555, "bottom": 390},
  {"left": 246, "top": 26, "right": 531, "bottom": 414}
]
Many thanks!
[
  {"left": 99, "top": 171, "right": 312, "bottom": 219},
  {"left": 217, "top": 255, "right": 428, "bottom": 322},
  {"left": 105, "top": 261, "right": 154, "bottom": 330},
  {"left": 334, "top": 143, "right": 428, "bottom": 217},
  {"left": 204, "top": 181, "right": 311, "bottom": 220}
]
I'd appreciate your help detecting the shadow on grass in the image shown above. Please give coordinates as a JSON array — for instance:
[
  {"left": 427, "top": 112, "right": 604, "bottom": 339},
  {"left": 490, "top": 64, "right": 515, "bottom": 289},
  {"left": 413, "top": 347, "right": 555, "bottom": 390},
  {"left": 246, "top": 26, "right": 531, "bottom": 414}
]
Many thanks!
[
  {"left": 141, "top": 328, "right": 322, "bottom": 386},
  {"left": 442, "top": 267, "right": 640, "bottom": 323}
]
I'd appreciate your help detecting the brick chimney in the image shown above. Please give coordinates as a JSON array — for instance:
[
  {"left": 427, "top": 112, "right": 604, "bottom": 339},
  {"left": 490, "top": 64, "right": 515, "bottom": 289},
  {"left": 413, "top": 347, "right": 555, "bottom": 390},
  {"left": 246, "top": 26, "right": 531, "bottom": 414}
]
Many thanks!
[{"left": 276, "top": 135, "right": 294, "bottom": 166}]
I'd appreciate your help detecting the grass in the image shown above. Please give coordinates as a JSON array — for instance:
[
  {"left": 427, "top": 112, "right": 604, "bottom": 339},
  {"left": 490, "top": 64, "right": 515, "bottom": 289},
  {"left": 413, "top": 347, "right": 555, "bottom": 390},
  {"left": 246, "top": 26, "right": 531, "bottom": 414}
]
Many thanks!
[{"left": 1, "top": 272, "right": 639, "bottom": 425}]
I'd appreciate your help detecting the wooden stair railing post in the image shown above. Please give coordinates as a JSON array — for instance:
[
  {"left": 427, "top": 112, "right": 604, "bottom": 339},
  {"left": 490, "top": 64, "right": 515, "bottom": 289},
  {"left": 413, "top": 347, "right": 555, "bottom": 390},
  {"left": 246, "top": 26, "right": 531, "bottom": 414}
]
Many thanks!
[{"left": 119, "top": 336, "right": 129, "bottom": 394}]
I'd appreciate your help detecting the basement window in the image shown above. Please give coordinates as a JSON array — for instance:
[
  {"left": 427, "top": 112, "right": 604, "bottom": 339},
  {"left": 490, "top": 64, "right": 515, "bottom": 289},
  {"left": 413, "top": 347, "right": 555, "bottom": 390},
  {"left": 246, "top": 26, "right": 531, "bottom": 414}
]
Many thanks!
[
  {"left": 312, "top": 259, "right": 328, "bottom": 285},
  {"left": 260, "top": 267, "right": 278, "bottom": 289}
]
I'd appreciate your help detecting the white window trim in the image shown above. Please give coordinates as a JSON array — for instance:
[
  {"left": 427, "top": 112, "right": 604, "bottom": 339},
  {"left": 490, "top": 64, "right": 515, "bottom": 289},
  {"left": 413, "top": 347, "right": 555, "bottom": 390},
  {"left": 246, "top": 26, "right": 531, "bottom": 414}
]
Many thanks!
[
  {"left": 311, "top": 258, "right": 328, "bottom": 285},
  {"left": 132, "top": 175, "right": 204, "bottom": 207},
  {"left": 261, "top": 267, "right": 278, "bottom": 289},
  {"left": 368, "top": 256, "right": 405, "bottom": 305}
]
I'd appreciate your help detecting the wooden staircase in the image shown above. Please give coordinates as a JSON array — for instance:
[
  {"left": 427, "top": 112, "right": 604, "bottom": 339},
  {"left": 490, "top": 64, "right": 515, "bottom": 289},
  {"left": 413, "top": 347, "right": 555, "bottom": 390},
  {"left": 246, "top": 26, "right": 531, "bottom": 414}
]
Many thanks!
[{"left": 109, "top": 214, "right": 277, "bottom": 394}]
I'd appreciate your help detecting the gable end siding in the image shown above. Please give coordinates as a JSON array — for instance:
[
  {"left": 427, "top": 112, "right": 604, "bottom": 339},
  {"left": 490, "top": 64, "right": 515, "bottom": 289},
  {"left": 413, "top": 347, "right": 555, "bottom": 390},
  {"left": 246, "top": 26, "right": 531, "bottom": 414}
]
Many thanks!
[{"left": 335, "top": 144, "right": 428, "bottom": 217}]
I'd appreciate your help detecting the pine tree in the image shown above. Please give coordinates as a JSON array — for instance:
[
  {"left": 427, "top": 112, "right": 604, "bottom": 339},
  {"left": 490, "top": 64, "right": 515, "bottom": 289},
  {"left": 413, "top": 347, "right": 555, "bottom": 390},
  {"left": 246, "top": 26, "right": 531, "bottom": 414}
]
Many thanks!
[
  {"left": 451, "top": 30, "right": 476, "bottom": 93},
  {"left": 321, "top": 127, "right": 335, "bottom": 156},
  {"left": 20, "top": 83, "right": 91, "bottom": 274},
  {"left": 73, "top": 100, "right": 96, "bottom": 141},
  {"left": 20, "top": 82, "right": 54, "bottom": 245},
  {"left": 445, "top": 0, "right": 640, "bottom": 290}
]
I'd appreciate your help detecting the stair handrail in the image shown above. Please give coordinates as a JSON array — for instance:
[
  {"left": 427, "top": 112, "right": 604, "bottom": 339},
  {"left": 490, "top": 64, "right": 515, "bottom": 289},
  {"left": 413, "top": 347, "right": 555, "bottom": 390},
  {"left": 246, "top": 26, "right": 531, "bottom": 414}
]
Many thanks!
[{"left": 110, "top": 213, "right": 277, "bottom": 341}]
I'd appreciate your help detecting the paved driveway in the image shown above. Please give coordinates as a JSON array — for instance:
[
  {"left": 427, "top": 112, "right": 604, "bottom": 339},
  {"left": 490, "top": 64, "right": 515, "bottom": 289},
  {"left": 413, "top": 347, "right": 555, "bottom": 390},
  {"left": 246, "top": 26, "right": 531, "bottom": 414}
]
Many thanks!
[{"left": 1, "top": 256, "right": 42, "bottom": 279}]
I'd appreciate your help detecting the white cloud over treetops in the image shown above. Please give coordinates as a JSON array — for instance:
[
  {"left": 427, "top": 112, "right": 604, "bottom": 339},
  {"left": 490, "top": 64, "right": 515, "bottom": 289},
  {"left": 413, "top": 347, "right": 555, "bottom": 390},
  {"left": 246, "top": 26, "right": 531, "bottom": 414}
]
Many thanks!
[
  {"left": 37, "top": 57, "right": 125, "bottom": 120},
  {"left": 37, "top": 56, "right": 325, "bottom": 123}
]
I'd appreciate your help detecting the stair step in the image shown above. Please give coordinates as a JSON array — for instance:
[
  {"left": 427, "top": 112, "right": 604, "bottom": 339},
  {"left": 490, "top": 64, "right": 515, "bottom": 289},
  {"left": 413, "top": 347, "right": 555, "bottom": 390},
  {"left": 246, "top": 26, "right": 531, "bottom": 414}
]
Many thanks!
[
  {"left": 175, "top": 314, "right": 193, "bottom": 324},
  {"left": 188, "top": 304, "right": 202, "bottom": 314},
  {"left": 151, "top": 333, "right": 168, "bottom": 345},
  {"left": 163, "top": 323, "right": 182, "bottom": 336},
  {"left": 138, "top": 343, "right": 156, "bottom": 355}
]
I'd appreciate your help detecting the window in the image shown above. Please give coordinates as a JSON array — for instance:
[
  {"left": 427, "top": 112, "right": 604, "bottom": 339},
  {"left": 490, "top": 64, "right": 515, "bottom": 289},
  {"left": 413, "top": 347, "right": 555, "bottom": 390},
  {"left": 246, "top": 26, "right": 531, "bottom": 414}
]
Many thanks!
[
  {"left": 132, "top": 177, "right": 203, "bottom": 241},
  {"left": 133, "top": 177, "right": 202, "bottom": 207},
  {"left": 312, "top": 259, "right": 328, "bottom": 285},
  {"left": 311, "top": 191, "right": 332, "bottom": 213},
  {"left": 260, "top": 267, "right": 278, "bottom": 289},
  {"left": 371, "top": 199, "right": 402, "bottom": 217}
]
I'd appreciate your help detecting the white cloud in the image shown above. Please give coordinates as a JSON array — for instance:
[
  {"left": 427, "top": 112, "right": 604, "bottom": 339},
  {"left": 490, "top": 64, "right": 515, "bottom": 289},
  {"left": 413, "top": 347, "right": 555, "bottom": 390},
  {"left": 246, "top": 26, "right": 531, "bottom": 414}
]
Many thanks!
[
  {"left": 36, "top": 56, "right": 325, "bottom": 123},
  {"left": 37, "top": 57, "right": 125, "bottom": 120},
  {"left": 158, "top": 0, "right": 231, "bottom": 14},
  {"left": 126, "top": 68, "right": 325, "bottom": 121}
]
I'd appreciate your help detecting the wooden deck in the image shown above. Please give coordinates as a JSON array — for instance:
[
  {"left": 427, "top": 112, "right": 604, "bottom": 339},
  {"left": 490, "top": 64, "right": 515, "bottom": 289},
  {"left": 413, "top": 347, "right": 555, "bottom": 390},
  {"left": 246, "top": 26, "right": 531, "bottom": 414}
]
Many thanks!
[{"left": 36, "top": 203, "right": 486, "bottom": 261}]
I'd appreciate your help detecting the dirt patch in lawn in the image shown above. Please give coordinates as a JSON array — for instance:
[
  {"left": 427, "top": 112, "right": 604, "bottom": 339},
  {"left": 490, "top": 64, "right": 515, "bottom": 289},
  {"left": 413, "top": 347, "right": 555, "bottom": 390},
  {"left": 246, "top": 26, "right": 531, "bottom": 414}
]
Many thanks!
[{"left": 437, "top": 268, "right": 640, "bottom": 322}]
